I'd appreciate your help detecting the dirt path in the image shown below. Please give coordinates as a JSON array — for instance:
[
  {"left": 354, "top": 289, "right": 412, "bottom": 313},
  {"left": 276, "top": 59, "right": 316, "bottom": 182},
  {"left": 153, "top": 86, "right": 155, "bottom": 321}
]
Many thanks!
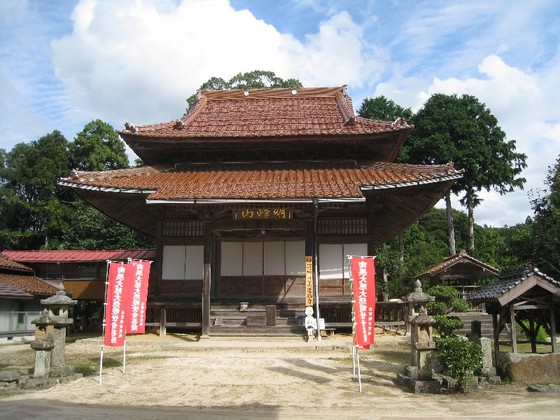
[{"left": 1, "top": 333, "right": 559, "bottom": 419}]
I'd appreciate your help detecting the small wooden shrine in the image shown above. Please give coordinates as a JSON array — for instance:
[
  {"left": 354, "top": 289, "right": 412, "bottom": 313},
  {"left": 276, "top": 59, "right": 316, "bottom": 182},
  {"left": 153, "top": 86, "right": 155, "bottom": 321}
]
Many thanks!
[
  {"left": 470, "top": 266, "right": 559, "bottom": 366},
  {"left": 60, "top": 86, "right": 461, "bottom": 336}
]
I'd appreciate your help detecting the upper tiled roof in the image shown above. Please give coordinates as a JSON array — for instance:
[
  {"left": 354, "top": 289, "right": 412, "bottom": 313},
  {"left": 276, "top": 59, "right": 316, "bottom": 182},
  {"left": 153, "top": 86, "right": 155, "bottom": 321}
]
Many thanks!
[
  {"left": 0, "top": 254, "right": 34, "bottom": 272},
  {"left": 118, "top": 87, "right": 413, "bottom": 165},
  {"left": 469, "top": 266, "right": 560, "bottom": 303},
  {"left": 418, "top": 250, "right": 500, "bottom": 279},
  {"left": 2, "top": 249, "right": 155, "bottom": 263},
  {"left": 119, "top": 87, "right": 408, "bottom": 139},
  {"left": 60, "top": 160, "right": 461, "bottom": 201}
]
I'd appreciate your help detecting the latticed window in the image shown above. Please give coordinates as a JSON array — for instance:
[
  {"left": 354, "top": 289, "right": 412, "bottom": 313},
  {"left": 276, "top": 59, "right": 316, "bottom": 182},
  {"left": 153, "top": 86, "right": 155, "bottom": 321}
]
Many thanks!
[
  {"left": 163, "top": 220, "right": 204, "bottom": 237},
  {"left": 317, "top": 218, "right": 367, "bottom": 235}
]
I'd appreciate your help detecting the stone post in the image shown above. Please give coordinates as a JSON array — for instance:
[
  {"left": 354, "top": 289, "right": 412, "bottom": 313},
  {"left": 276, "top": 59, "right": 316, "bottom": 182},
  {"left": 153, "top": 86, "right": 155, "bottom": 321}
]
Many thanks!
[{"left": 30, "top": 309, "right": 56, "bottom": 378}]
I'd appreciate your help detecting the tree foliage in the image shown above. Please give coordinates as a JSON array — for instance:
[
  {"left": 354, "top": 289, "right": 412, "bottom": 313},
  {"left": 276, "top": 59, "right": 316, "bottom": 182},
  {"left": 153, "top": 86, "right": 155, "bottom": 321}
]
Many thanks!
[
  {"left": 69, "top": 119, "right": 129, "bottom": 171},
  {"left": 187, "top": 70, "right": 303, "bottom": 110},
  {"left": 0, "top": 131, "right": 72, "bottom": 249},
  {"left": 528, "top": 156, "right": 560, "bottom": 274},
  {"left": 357, "top": 95, "right": 413, "bottom": 122},
  {"left": 402, "top": 93, "right": 527, "bottom": 255},
  {"left": 0, "top": 122, "right": 149, "bottom": 251}
]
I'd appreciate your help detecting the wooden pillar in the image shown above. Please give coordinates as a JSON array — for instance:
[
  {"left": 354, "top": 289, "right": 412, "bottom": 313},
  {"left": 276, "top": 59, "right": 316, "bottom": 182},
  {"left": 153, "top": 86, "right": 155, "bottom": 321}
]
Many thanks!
[
  {"left": 550, "top": 299, "right": 558, "bottom": 353},
  {"left": 201, "top": 227, "right": 212, "bottom": 338},
  {"left": 509, "top": 304, "right": 518, "bottom": 353},
  {"left": 529, "top": 311, "right": 537, "bottom": 353},
  {"left": 492, "top": 310, "right": 500, "bottom": 369}
]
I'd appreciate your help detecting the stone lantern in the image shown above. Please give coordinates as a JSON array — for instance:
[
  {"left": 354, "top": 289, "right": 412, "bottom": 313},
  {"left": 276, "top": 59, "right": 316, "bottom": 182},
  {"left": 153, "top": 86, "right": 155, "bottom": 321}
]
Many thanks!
[
  {"left": 404, "top": 279, "right": 435, "bottom": 320},
  {"left": 409, "top": 306, "right": 437, "bottom": 380},
  {"left": 39, "top": 283, "right": 77, "bottom": 376},
  {"left": 30, "top": 309, "right": 56, "bottom": 378}
]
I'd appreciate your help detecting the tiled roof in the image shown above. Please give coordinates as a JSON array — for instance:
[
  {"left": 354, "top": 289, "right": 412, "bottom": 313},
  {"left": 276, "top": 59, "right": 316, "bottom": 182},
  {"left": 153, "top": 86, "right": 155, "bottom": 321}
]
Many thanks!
[
  {"left": 0, "top": 253, "right": 34, "bottom": 272},
  {"left": 418, "top": 250, "right": 500, "bottom": 278},
  {"left": 0, "top": 273, "right": 57, "bottom": 296},
  {"left": 60, "top": 160, "right": 461, "bottom": 201},
  {"left": 469, "top": 266, "right": 560, "bottom": 303},
  {"left": 0, "top": 283, "right": 33, "bottom": 299},
  {"left": 119, "top": 87, "right": 409, "bottom": 140},
  {"left": 2, "top": 249, "right": 155, "bottom": 263}
]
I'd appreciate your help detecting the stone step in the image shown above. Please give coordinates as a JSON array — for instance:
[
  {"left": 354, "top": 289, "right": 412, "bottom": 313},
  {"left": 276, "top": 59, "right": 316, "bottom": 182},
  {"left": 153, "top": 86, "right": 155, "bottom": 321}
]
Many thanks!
[{"left": 209, "top": 325, "right": 306, "bottom": 337}]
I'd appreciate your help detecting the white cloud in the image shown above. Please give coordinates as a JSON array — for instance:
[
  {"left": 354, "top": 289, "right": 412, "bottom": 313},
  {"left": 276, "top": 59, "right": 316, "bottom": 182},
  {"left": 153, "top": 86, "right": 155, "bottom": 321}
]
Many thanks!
[
  {"left": 51, "top": 0, "right": 384, "bottom": 129},
  {"left": 380, "top": 55, "right": 560, "bottom": 226}
]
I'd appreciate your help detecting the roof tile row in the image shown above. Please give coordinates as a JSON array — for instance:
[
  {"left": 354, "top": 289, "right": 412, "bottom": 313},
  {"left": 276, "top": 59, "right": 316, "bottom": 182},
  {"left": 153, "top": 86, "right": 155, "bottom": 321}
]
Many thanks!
[{"left": 63, "top": 160, "right": 461, "bottom": 201}]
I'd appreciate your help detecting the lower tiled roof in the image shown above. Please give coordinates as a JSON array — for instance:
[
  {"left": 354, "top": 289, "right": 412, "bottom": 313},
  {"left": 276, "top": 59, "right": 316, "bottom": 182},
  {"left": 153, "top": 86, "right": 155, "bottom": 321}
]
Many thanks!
[
  {"left": 0, "top": 283, "right": 33, "bottom": 299},
  {"left": 61, "top": 160, "right": 461, "bottom": 201},
  {"left": 3, "top": 249, "right": 155, "bottom": 263},
  {"left": 0, "top": 273, "right": 57, "bottom": 296}
]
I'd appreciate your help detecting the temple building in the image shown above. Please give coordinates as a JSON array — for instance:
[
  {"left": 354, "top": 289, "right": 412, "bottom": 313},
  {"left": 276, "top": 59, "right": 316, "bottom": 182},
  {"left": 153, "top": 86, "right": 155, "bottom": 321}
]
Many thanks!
[{"left": 59, "top": 86, "right": 461, "bottom": 336}]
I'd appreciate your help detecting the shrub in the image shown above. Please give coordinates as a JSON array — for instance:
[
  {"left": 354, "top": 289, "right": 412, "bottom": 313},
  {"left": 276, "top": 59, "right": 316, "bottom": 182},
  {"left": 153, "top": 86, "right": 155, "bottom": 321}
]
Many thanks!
[
  {"left": 449, "top": 296, "right": 468, "bottom": 313},
  {"left": 435, "top": 336, "right": 483, "bottom": 392},
  {"left": 427, "top": 301, "right": 447, "bottom": 316},
  {"left": 518, "top": 319, "right": 549, "bottom": 342},
  {"left": 434, "top": 315, "right": 464, "bottom": 338}
]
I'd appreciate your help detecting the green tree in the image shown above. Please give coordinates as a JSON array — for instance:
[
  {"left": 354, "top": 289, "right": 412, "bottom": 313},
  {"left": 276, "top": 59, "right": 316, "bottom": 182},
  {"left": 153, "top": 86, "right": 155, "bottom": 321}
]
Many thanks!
[
  {"left": 357, "top": 95, "right": 413, "bottom": 122},
  {"left": 60, "top": 203, "right": 154, "bottom": 250},
  {"left": 187, "top": 70, "right": 303, "bottom": 110},
  {"left": 529, "top": 156, "right": 560, "bottom": 275},
  {"left": 0, "top": 131, "right": 72, "bottom": 249},
  {"left": 69, "top": 119, "right": 129, "bottom": 171},
  {"left": 358, "top": 96, "right": 414, "bottom": 265},
  {"left": 402, "top": 94, "right": 527, "bottom": 255}
]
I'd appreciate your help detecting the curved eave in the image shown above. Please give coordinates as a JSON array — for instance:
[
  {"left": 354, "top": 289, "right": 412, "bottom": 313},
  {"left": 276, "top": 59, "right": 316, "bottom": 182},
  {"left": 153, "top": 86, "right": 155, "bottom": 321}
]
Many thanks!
[
  {"left": 361, "top": 173, "right": 463, "bottom": 191},
  {"left": 60, "top": 173, "right": 458, "bottom": 245},
  {"left": 60, "top": 181, "right": 157, "bottom": 237}
]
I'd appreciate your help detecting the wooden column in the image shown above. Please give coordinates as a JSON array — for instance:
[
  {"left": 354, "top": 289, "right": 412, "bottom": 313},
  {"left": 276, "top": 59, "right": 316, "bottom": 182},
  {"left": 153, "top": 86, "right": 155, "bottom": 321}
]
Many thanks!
[
  {"left": 529, "top": 311, "right": 537, "bottom": 353},
  {"left": 201, "top": 227, "right": 212, "bottom": 338},
  {"left": 509, "top": 304, "right": 518, "bottom": 353},
  {"left": 550, "top": 298, "right": 558, "bottom": 353},
  {"left": 492, "top": 310, "right": 500, "bottom": 369}
]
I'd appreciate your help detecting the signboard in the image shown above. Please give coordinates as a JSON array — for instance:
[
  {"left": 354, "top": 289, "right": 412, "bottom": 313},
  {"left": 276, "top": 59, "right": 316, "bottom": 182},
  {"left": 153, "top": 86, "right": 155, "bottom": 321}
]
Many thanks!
[
  {"left": 350, "top": 256, "right": 376, "bottom": 350},
  {"left": 305, "top": 256, "right": 313, "bottom": 306},
  {"left": 234, "top": 208, "right": 292, "bottom": 220},
  {"left": 104, "top": 262, "right": 129, "bottom": 347},
  {"left": 124, "top": 260, "right": 151, "bottom": 334}
]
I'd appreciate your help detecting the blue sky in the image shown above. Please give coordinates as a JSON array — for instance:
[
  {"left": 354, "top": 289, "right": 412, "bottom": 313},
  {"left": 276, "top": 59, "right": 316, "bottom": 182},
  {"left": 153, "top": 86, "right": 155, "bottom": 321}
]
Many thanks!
[{"left": 1, "top": 0, "right": 559, "bottom": 228}]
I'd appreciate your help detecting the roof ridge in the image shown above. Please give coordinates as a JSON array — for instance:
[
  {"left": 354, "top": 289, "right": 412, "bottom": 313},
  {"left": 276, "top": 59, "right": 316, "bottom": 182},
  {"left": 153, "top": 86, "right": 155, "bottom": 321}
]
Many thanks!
[{"left": 201, "top": 86, "right": 344, "bottom": 100}]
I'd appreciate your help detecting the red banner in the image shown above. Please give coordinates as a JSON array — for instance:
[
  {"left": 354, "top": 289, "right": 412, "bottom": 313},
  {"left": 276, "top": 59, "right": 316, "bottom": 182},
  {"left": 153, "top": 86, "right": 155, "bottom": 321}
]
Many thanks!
[
  {"left": 125, "top": 260, "right": 151, "bottom": 334},
  {"left": 104, "top": 262, "right": 129, "bottom": 347},
  {"left": 350, "top": 257, "right": 376, "bottom": 349}
]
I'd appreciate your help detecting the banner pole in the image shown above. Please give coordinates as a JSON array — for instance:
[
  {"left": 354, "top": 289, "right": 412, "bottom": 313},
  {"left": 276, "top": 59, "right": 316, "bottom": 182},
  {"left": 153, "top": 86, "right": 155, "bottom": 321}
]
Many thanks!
[
  {"left": 99, "top": 260, "right": 111, "bottom": 385},
  {"left": 357, "top": 349, "right": 362, "bottom": 392},
  {"left": 122, "top": 336, "right": 126, "bottom": 373}
]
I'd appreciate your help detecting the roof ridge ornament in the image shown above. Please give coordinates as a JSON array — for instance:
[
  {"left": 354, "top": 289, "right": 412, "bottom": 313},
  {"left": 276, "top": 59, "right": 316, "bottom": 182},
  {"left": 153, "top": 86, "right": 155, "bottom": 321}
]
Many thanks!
[{"left": 124, "top": 122, "right": 138, "bottom": 133}]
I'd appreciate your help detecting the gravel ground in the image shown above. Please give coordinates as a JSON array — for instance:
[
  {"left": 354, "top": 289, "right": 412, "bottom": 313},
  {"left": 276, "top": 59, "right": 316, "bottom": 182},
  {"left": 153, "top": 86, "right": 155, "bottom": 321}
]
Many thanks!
[{"left": 1, "top": 332, "right": 559, "bottom": 419}]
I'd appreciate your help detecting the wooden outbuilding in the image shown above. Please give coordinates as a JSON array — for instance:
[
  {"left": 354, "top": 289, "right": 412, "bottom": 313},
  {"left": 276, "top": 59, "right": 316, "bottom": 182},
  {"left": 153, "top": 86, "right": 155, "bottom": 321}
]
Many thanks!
[
  {"left": 59, "top": 86, "right": 462, "bottom": 336},
  {"left": 417, "top": 250, "right": 500, "bottom": 302},
  {"left": 469, "top": 266, "right": 559, "bottom": 367},
  {"left": 0, "top": 253, "right": 57, "bottom": 339}
]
